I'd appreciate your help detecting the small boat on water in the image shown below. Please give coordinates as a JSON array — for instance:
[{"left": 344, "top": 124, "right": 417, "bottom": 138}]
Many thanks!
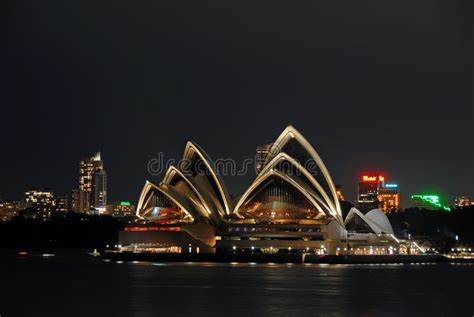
[{"left": 89, "top": 249, "right": 101, "bottom": 257}]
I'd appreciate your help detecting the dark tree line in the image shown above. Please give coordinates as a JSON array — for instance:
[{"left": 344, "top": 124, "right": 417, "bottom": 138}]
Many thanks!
[
  {"left": 1, "top": 206, "right": 473, "bottom": 249},
  {"left": 388, "top": 206, "right": 474, "bottom": 245},
  {"left": 0, "top": 211, "right": 125, "bottom": 249}
]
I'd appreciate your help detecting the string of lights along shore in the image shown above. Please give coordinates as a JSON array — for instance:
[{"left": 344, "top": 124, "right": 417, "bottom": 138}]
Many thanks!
[{"left": 0, "top": 148, "right": 472, "bottom": 222}]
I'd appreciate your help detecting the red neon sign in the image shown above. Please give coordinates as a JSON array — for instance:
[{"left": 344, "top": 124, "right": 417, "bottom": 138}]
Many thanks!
[
  {"left": 362, "top": 175, "right": 385, "bottom": 182},
  {"left": 363, "top": 176, "right": 377, "bottom": 182}
]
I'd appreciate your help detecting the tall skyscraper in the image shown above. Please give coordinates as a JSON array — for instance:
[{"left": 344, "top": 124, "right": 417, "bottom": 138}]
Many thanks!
[
  {"left": 94, "top": 169, "right": 107, "bottom": 213},
  {"left": 357, "top": 175, "right": 385, "bottom": 212},
  {"left": 54, "top": 193, "right": 69, "bottom": 213},
  {"left": 78, "top": 152, "right": 106, "bottom": 214},
  {"left": 71, "top": 189, "right": 80, "bottom": 212}
]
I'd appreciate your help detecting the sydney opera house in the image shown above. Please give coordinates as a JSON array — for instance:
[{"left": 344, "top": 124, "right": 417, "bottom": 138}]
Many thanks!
[{"left": 119, "top": 126, "right": 415, "bottom": 256}]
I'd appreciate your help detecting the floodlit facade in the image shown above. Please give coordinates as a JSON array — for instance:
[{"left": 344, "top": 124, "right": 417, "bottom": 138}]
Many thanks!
[{"left": 121, "top": 126, "right": 406, "bottom": 255}]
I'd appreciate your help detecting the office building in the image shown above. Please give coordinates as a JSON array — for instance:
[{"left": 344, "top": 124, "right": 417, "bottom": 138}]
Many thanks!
[
  {"left": 454, "top": 196, "right": 470, "bottom": 208},
  {"left": 0, "top": 201, "right": 23, "bottom": 221},
  {"left": 55, "top": 194, "right": 69, "bottom": 213},
  {"left": 106, "top": 201, "right": 136, "bottom": 218},
  {"left": 411, "top": 194, "right": 451, "bottom": 212},
  {"left": 78, "top": 152, "right": 107, "bottom": 213},
  {"left": 71, "top": 189, "right": 80, "bottom": 212},
  {"left": 357, "top": 175, "right": 385, "bottom": 212},
  {"left": 24, "top": 189, "right": 56, "bottom": 219},
  {"left": 94, "top": 169, "right": 107, "bottom": 213},
  {"left": 378, "top": 183, "right": 401, "bottom": 213}
]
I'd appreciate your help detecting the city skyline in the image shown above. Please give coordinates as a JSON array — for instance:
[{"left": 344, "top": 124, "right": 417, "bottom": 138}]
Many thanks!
[
  {"left": 0, "top": 140, "right": 470, "bottom": 210},
  {"left": 0, "top": 149, "right": 472, "bottom": 210}
]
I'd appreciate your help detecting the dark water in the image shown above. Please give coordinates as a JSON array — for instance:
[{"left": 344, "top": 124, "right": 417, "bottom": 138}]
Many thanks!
[{"left": 1, "top": 251, "right": 473, "bottom": 317}]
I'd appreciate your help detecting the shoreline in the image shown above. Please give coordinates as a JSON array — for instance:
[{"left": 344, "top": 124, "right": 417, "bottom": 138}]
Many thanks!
[
  {"left": 102, "top": 252, "right": 474, "bottom": 264},
  {"left": 2, "top": 248, "right": 472, "bottom": 264}
]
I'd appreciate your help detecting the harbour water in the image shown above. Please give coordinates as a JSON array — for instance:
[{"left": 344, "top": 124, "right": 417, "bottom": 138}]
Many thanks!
[{"left": 1, "top": 251, "right": 473, "bottom": 316}]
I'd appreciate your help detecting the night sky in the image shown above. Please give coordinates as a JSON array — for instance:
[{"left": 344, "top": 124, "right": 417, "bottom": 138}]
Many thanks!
[{"left": 5, "top": 1, "right": 473, "bottom": 206}]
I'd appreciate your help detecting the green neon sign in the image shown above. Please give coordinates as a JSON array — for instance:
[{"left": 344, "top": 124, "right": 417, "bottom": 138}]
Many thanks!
[{"left": 411, "top": 194, "right": 451, "bottom": 212}]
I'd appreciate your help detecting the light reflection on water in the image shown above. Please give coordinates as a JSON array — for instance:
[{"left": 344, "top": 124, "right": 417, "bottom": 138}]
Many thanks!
[
  {"left": 123, "top": 260, "right": 466, "bottom": 269},
  {"left": 1, "top": 255, "right": 473, "bottom": 317},
  {"left": 122, "top": 261, "right": 473, "bottom": 316}
]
